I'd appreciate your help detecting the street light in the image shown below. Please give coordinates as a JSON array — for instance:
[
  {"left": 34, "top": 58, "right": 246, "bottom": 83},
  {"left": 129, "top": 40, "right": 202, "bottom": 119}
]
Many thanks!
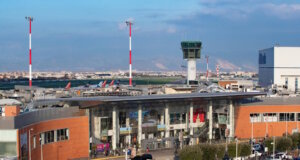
[
  {"left": 271, "top": 136, "right": 276, "bottom": 160},
  {"left": 28, "top": 128, "right": 34, "bottom": 160},
  {"left": 235, "top": 138, "right": 238, "bottom": 160}
]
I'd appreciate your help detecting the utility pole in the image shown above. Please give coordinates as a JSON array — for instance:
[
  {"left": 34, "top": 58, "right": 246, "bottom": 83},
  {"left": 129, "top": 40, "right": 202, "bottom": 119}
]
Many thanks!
[
  {"left": 25, "top": 16, "right": 33, "bottom": 88},
  {"left": 205, "top": 55, "right": 209, "bottom": 81},
  {"left": 126, "top": 21, "right": 133, "bottom": 86}
]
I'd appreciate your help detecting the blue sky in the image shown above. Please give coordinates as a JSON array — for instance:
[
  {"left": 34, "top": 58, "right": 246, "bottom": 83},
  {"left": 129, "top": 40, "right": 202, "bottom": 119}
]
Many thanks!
[{"left": 1, "top": 0, "right": 300, "bottom": 72}]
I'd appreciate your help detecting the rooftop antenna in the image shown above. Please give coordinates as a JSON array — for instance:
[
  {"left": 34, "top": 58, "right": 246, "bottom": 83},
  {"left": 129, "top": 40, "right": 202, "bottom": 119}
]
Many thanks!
[
  {"left": 126, "top": 21, "right": 133, "bottom": 86},
  {"left": 25, "top": 16, "right": 33, "bottom": 88}
]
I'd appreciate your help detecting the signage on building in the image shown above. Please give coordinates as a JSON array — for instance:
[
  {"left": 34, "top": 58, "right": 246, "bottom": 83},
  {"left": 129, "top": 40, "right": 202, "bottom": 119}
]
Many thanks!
[
  {"left": 120, "top": 127, "right": 132, "bottom": 135},
  {"left": 218, "top": 114, "right": 227, "bottom": 124},
  {"left": 157, "top": 124, "right": 166, "bottom": 131}
]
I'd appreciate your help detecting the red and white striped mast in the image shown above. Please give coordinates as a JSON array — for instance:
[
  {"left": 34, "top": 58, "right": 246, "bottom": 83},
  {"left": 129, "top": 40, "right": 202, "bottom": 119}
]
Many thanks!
[
  {"left": 216, "top": 65, "right": 220, "bottom": 78},
  {"left": 25, "top": 16, "right": 33, "bottom": 87},
  {"left": 205, "top": 55, "right": 209, "bottom": 81},
  {"left": 126, "top": 21, "right": 133, "bottom": 86}
]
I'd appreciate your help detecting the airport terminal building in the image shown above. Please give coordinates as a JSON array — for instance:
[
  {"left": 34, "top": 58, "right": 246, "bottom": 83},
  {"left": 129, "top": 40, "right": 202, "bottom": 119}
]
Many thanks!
[
  {"left": 5, "top": 93, "right": 300, "bottom": 160},
  {"left": 1, "top": 92, "right": 270, "bottom": 159}
]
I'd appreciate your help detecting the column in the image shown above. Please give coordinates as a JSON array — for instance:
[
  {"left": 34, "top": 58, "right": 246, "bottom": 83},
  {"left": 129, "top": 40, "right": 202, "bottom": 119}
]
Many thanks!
[
  {"left": 138, "top": 105, "right": 142, "bottom": 148},
  {"left": 112, "top": 106, "right": 119, "bottom": 150},
  {"left": 165, "top": 104, "right": 170, "bottom": 138},
  {"left": 208, "top": 101, "right": 213, "bottom": 142},
  {"left": 189, "top": 102, "right": 194, "bottom": 136},
  {"left": 229, "top": 100, "right": 235, "bottom": 139},
  {"left": 185, "top": 107, "right": 189, "bottom": 132},
  {"left": 126, "top": 117, "right": 131, "bottom": 146},
  {"left": 160, "top": 114, "right": 165, "bottom": 137},
  {"left": 94, "top": 117, "right": 101, "bottom": 139}
]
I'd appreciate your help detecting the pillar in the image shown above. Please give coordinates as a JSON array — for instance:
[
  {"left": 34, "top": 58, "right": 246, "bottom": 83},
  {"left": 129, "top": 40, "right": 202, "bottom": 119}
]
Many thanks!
[
  {"left": 138, "top": 105, "right": 142, "bottom": 148},
  {"left": 165, "top": 104, "right": 170, "bottom": 138},
  {"left": 94, "top": 117, "right": 101, "bottom": 139},
  {"left": 189, "top": 102, "right": 194, "bottom": 136},
  {"left": 160, "top": 114, "right": 165, "bottom": 137},
  {"left": 208, "top": 101, "right": 213, "bottom": 141},
  {"left": 229, "top": 100, "right": 235, "bottom": 139},
  {"left": 185, "top": 107, "right": 189, "bottom": 132},
  {"left": 112, "top": 106, "right": 119, "bottom": 150}
]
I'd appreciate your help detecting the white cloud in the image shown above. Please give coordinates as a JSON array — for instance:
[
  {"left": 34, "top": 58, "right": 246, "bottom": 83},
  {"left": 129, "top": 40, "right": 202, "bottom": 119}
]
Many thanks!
[
  {"left": 166, "top": 26, "right": 176, "bottom": 33},
  {"left": 216, "top": 58, "right": 241, "bottom": 71},
  {"left": 155, "top": 62, "right": 168, "bottom": 70},
  {"left": 262, "top": 3, "right": 300, "bottom": 19},
  {"left": 242, "top": 64, "right": 257, "bottom": 72}
]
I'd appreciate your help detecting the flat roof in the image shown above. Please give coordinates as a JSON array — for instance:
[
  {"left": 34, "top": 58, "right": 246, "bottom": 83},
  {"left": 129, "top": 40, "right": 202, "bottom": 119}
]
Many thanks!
[{"left": 35, "top": 92, "right": 266, "bottom": 108}]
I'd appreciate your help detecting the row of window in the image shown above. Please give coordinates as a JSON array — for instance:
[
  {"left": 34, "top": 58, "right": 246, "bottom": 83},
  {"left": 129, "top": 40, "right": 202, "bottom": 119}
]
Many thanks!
[
  {"left": 250, "top": 113, "right": 300, "bottom": 123},
  {"left": 41, "top": 128, "right": 69, "bottom": 145}
]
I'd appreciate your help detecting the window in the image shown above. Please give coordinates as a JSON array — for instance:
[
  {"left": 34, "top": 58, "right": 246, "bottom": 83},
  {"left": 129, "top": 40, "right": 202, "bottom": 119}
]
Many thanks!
[
  {"left": 280, "top": 113, "right": 286, "bottom": 121},
  {"left": 263, "top": 113, "right": 277, "bottom": 122},
  {"left": 57, "top": 128, "right": 69, "bottom": 141},
  {"left": 33, "top": 136, "right": 36, "bottom": 149},
  {"left": 250, "top": 113, "right": 261, "bottom": 122},
  {"left": 280, "top": 113, "right": 295, "bottom": 121},
  {"left": 285, "top": 78, "right": 289, "bottom": 89},
  {"left": 288, "top": 113, "right": 295, "bottom": 121},
  {"left": 259, "top": 53, "right": 266, "bottom": 64},
  {"left": 44, "top": 131, "right": 54, "bottom": 144},
  {"left": 298, "top": 113, "right": 300, "bottom": 121}
]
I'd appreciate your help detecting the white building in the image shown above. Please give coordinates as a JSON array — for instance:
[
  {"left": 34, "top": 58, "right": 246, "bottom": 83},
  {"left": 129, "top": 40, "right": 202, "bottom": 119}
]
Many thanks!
[{"left": 259, "top": 46, "right": 300, "bottom": 92}]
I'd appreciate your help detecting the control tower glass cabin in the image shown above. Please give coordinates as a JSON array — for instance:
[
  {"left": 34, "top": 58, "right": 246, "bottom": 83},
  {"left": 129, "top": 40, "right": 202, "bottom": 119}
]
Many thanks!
[{"left": 181, "top": 41, "right": 202, "bottom": 85}]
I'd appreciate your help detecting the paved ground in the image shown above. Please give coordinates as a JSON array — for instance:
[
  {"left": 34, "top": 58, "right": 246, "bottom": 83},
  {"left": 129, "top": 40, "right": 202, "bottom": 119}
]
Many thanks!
[{"left": 94, "top": 149, "right": 179, "bottom": 160}]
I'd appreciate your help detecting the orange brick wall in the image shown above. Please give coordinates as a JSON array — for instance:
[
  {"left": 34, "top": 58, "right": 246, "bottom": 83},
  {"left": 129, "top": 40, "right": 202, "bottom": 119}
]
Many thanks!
[
  {"left": 4, "top": 106, "right": 20, "bottom": 117},
  {"left": 18, "top": 116, "right": 89, "bottom": 160},
  {"left": 218, "top": 81, "right": 237, "bottom": 88},
  {"left": 235, "top": 105, "right": 300, "bottom": 139}
]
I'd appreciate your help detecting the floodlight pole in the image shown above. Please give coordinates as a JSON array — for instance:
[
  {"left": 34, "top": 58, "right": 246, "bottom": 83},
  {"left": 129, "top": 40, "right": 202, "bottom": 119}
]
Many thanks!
[
  {"left": 126, "top": 21, "right": 133, "bottom": 86},
  {"left": 25, "top": 16, "right": 33, "bottom": 87}
]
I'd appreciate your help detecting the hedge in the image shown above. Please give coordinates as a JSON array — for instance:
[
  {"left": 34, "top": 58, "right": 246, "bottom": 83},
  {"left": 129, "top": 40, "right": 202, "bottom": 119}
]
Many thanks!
[{"left": 179, "top": 142, "right": 250, "bottom": 160}]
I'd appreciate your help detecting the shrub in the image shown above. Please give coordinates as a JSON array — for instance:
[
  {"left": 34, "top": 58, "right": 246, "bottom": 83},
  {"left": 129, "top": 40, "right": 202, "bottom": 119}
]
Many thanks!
[
  {"left": 199, "top": 144, "right": 218, "bottom": 160},
  {"left": 289, "top": 133, "right": 300, "bottom": 149},
  {"left": 239, "top": 143, "right": 251, "bottom": 157},
  {"left": 276, "top": 137, "right": 292, "bottom": 152},
  {"left": 216, "top": 144, "right": 226, "bottom": 159},
  {"left": 264, "top": 138, "right": 274, "bottom": 154},
  {"left": 227, "top": 143, "right": 237, "bottom": 158},
  {"left": 179, "top": 145, "right": 203, "bottom": 160}
]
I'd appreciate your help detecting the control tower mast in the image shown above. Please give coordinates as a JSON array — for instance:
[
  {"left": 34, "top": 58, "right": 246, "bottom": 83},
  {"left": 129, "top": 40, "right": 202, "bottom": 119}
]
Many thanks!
[{"left": 181, "top": 41, "right": 202, "bottom": 85}]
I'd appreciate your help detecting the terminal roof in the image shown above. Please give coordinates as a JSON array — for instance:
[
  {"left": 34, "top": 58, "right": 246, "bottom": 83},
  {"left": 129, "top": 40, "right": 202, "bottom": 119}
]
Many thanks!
[{"left": 35, "top": 92, "right": 266, "bottom": 108}]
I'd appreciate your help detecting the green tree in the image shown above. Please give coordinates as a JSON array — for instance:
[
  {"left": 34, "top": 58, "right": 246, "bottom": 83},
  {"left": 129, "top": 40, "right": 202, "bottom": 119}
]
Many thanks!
[
  {"left": 264, "top": 138, "right": 274, "bottom": 154},
  {"left": 289, "top": 133, "right": 299, "bottom": 149},
  {"left": 276, "top": 137, "right": 292, "bottom": 152}
]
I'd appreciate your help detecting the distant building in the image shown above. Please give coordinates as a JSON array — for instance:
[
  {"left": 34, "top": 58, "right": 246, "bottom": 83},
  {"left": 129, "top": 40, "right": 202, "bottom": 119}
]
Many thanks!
[{"left": 259, "top": 46, "right": 300, "bottom": 92}]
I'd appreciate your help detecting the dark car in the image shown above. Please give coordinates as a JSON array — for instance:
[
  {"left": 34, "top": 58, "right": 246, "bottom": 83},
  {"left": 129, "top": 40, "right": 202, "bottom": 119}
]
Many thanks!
[{"left": 132, "top": 154, "right": 153, "bottom": 160}]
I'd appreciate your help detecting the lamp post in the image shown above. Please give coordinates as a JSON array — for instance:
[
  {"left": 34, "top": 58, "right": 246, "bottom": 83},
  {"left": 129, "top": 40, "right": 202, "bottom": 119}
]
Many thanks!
[
  {"left": 28, "top": 128, "right": 33, "bottom": 160},
  {"left": 273, "top": 136, "right": 275, "bottom": 160},
  {"left": 40, "top": 136, "right": 43, "bottom": 160},
  {"left": 235, "top": 138, "right": 238, "bottom": 160},
  {"left": 286, "top": 113, "right": 288, "bottom": 138}
]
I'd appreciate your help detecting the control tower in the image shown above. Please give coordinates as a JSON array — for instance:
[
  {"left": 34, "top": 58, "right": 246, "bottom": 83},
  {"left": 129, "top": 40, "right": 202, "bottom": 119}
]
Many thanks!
[{"left": 181, "top": 41, "right": 202, "bottom": 85}]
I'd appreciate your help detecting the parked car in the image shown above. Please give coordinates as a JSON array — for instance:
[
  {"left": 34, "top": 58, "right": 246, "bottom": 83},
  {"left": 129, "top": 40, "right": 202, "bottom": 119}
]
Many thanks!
[
  {"left": 265, "top": 155, "right": 281, "bottom": 160},
  {"left": 252, "top": 144, "right": 261, "bottom": 152},
  {"left": 276, "top": 152, "right": 293, "bottom": 159},
  {"left": 132, "top": 154, "right": 153, "bottom": 160}
]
